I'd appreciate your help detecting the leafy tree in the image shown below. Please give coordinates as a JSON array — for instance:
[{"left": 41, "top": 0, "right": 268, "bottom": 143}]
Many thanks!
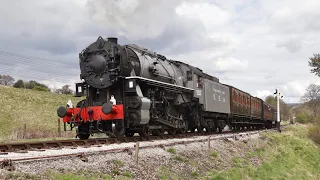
[
  {"left": 13, "top": 79, "right": 25, "bottom": 88},
  {"left": 33, "top": 85, "right": 50, "bottom": 92},
  {"left": 301, "top": 84, "right": 320, "bottom": 122},
  {"left": 308, "top": 54, "right": 320, "bottom": 77},
  {"left": 25, "top": 80, "right": 50, "bottom": 91},
  {"left": 295, "top": 112, "right": 310, "bottom": 124},
  {"left": 0, "top": 75, "right": 15, "bottom": 86},
  {"left": 55, "top": 85, "right": 74, "bottom": 95}
]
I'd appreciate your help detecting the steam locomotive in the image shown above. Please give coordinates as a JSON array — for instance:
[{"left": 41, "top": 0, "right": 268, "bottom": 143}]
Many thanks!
[{"left": 57, "top": 36, "right": 277, "bottom": 140}]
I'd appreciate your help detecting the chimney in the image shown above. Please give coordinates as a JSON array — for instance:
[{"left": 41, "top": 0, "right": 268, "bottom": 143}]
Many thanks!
[{"left": 107, "top": 37, "right": 118, "bottom": 44}]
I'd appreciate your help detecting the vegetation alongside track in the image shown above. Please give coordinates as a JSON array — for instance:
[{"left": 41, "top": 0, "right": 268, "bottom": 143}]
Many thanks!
[
  {"left": 207, "top": 124, "right": 320, "bottom": 180},
  {"left": 0, "top": 85, "right": 82, "bottom": 142}
]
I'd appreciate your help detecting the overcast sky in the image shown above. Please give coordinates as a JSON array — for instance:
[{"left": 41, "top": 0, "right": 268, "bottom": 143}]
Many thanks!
[{"left": 0, "top": 0, "right": 319, "bottom": 103}]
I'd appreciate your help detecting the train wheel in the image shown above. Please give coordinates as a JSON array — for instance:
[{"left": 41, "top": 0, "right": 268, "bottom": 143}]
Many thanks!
[
  {"left": 178, "top": 128, "right": 186, "bottom": 134},
  {"left": 78, "top": 134, "right": 90, "bottom": 140},
  {"left": 152, "top": 129, "right": 164, "bottom": 136},
  {"left": 125, "top": 130, "right": 135, "bottom": 137},
  {"left": 197, "top": 126, "right": 204, "bottom": 133},
  {"left": 139, "top": 125, "right": 150, "bottom": 137},
  {"left": 112, "top": 122, "right": 125, "bottom": 138},
  {"left": 168, "top": 129, "right": 177, "bottom": 135},
  {"left": 178, "top": 121, "right": 188, "bottom": 134}
]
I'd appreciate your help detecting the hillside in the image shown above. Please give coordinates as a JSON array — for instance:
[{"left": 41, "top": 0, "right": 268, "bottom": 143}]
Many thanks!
[
  {"left": 0, "top": 85, "right": 83, "bottom": 141},
  {"left": 287, "top": 103, "right": 302, "bottom": 108}
]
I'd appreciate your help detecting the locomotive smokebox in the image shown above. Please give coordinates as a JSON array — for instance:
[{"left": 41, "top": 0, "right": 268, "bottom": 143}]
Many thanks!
[
  {"left": 107, "top": 37, "right": 118, "bottom": 44},
  {"left": 88, "top": 55, "right": 107, "bottom": 75}
]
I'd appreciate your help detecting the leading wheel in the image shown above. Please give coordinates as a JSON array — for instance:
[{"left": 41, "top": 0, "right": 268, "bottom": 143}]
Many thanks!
[
  {"left": 112, "top": 121, "right": 125, "bottom": 138},
  {"left": 78, "top": 134, "right": 90, "bottom": 140},
  {"left": 125, "top": 130, "right": 135, "bottom": 137}
]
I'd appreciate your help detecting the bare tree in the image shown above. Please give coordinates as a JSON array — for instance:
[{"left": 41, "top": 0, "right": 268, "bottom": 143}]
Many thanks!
[
  {"left": 0, "top": 75, "right": 15, "bottom": 86},
  {"left": 309, "top": 54, "right": 320, "bottom": 77},
  {"left": 55, "top": 85, "right": 74, "bottom": 95},
  {"left": 301, "top": 84, "right": 320, "bottom": 122}
]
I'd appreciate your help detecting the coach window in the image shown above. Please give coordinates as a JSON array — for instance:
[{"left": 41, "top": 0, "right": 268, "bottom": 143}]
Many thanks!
[{"left": 197, "top": 76, "right": 203, "bottom": 88}]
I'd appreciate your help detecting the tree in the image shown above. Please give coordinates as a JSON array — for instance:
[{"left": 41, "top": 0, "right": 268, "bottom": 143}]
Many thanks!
[
  {"left": 265, "top": 95, "right": 290, "bottom": 121},
  {"left": 295, "top": 112, "right": 310, "bottom": 124},
  {"left": 24, "top": 80, "right": 50, "bottom": 91},
  {"left": 301, "top": 84, "right": 320, "bottom": 122},
  {"left": 308, "top": 54, "right": 320, "bottom": 77},
  {"left": 0, "top": 75, "right": 15, "bottom": 86},
  {"left": 13, "top": 79, "right": 25, "bottom": 88},
  {"left": 55, "top": 85, "right": 74, "bottom": 95},
  {"left": 33, "top": 85, "right": 50, "bottom": 92}
]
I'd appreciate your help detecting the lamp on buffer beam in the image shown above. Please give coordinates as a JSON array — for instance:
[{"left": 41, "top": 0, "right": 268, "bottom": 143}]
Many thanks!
[{"left": 274, "top": 89, "right": 284, "bottom": 132}]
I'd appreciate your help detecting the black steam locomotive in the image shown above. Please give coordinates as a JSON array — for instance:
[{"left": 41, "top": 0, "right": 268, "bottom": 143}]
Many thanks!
[{"left": 57, "top": 36, "right": 277, "bottom": 139}]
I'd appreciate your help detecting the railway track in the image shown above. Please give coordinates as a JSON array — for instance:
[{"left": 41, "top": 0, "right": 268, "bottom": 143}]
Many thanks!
[
  {"left": 0, "top": 131, "right": 231, "bottom": 153},
  {"left": 0, "top": 125, "right": 291, "bottom": 172},
  {"left": 0, "top": 126, "right": 287, "bottom": 154}
]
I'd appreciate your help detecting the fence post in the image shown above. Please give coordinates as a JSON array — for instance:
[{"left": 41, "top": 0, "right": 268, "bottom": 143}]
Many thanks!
[
  {"left": 58, "top": 118, "right": 61, "bottom": 137},
  {"left": 135, "top": 142, "right": 140, "bottom": 164},
  {"left": 23, "top": 124, "right": 26, "bottom": 139},
  {"left": 208, "top": 136, "right": 211, "bottom": 150}
]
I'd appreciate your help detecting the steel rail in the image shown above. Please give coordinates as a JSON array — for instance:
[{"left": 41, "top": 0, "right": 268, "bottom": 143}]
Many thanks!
[
  {"left": 0, "top": 125, "right": 291, "bottom": 171},
  {"left": 0, "top": 125, "right": 289, "bottom": 153},
  {"left": 0, "top": 129, "right": 276, "bottom": 165}
]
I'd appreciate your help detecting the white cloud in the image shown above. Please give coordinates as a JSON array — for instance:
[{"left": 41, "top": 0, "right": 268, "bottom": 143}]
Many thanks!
[
  {"left": 214, "top": 57, "right": 248, "bottom": 72},
  {"left": 255, "top": 90, "right": 273, "bottom": 100},
  {"left": 175, "top": 1, "right": 231, "bottom": 30}
]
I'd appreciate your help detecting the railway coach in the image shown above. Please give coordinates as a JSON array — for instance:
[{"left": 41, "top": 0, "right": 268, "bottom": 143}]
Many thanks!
[{"left": 57, "top": 36, "right": 277, "bottom": 139}]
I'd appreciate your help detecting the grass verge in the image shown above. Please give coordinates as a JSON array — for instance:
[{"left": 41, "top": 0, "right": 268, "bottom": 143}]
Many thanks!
[
  {"left": 208, "top": 124, "right": 320, "bottom": 180},
  {"left": 0, "top": 85, "right": 82, "bottom": 141}
]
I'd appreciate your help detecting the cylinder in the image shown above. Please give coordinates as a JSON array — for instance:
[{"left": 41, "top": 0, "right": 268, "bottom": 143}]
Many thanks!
[{"left": 107, "top": 37, "right": 118, "bottom": 44}]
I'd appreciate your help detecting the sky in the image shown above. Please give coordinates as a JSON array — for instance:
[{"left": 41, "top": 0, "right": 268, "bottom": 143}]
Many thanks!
[{"left": 0, "top": 0, "right": 320, "bottom": 103}]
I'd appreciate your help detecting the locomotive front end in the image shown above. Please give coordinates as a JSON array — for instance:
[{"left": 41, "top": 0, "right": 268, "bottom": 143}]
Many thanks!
[
  {"left": 56, "top": 37, "right": 127, "bottom": 139},
  {"left": 79, "top": 37, "right": 122, "bottom": 89}
]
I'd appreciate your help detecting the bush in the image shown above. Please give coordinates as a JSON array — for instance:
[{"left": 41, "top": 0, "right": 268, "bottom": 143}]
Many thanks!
[
  {"left": 308, "top": 123, "right": 320, "bottom": 145},
  {"left": 33, "top": 85, "right": 50, "bottom": 91},
  {"left": 13, "top": 79, "right": 25, "bottom": 88},
  {"left": 25, "top": 80, "right": 50, "bottom": 91},
  {"left": 295, "top": 112, "right": 310, "bottom": 124}
]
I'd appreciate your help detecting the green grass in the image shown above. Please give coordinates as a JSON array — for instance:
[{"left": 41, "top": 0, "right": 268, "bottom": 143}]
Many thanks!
[
  {"left": 208, "top": 124, "right": 320, "bottom": 180},
  {"left": 167, "top": 147, "right": 177, "bottom": 154},
  {"left": 210, "top": 151, "right": 218, "bottom": 158},
  {"left": 113, "top": 159, "right": 124, "bottom": 166},
  {"left": 0, "top": 85, "right": 82, "bottom": 141}
]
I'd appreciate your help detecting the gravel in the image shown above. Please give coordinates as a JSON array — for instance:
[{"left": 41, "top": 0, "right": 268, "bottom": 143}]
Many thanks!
[{"left": 0, "top": 130, "right": 269, "bottom": 179}]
